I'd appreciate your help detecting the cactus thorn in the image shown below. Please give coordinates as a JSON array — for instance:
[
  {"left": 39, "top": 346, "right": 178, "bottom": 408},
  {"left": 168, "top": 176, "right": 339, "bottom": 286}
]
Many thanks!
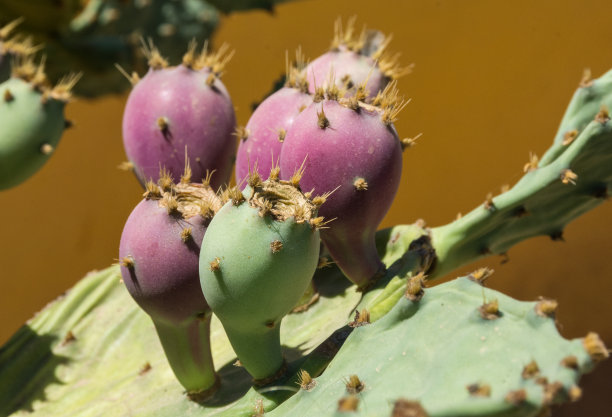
[
  {"left": 500, "top": 184, "right": 511, "bottom": 193},
  {"left": 401, "top": 133, "right": 422, "bottom": 150},
  {"left": 61, "top": 331, "right": 76, "bottom": 346},
  {"left": 209, "top": 257, "right": 221, "bottom": 272},
  {"left": 313, "top": 86, "right": 326, "bottom": 103},
  {"left": 568, "top": 385, "right": 582, "bottom": 402},
  {"left": 561, "top": 355, "right": 579, "bottom": 370},
  {"left": 467, "top": 383, "right": 492, "bottom": 397},
  {"left": 405, "top": 272, "right": 426, "bottom": 301},
  {"left": 348, "top": 309, "right": 371, "bottom": 327},
  {"left": 317, "top": 106, "right": 330, "bottom": 129},
  {"left": 524, "top": 152, "right": 539, "bottom": 173},
  {"left": 317, "top": 256, "right": 333, "bottom": 268},
  {"left": 345, "top": 375, "right": 365, "bottom": 394},
  {"left": 234, "top": 126, "right": 249, "bottom": 142},
  {"left": 353, "top": 177, "right": 368, "bottom": 191},
  {"left": 468, "top": 267, "right": 494, "bottom": 285},
  {"left": 549, "top": 230, "right": 565, "bottom": 241},
  {"left": 297, "top": 369, "right": 317, "bottom": 391},
  {"left": 562, "top": 129, "right": 579, "bottom": 146},
  {"left": 535, "top": 298, "right": 558, "bottom": 318},
  {"left": 390, "top": 399, "right": 428, "bottom": 417},
  {"left": 182, "top": 39, "right": 199, "bottom": 69},
  {"left": 205, "top": 73, "right": 216, "bottom": 87},
  {"left": 0, "top": 17, "right": 24, "bottom": 39},
  {"left": 143, "top": 180, "right": 161, "bottom": 200},
  {"left": 595, "top": 105, "right": 610, "bottom": 124},
  {"left": 583, "top": 332, "right": 609, "bottom": 362},
  {"left": 3, "top": 89, "right": 14, "bottom": 102},
  {"left": 277, "top": 128, "right": 286, "bottom": 143},
  {"left": 40, "top": 143, "right": 54, "bottom": 155},
  {"left": 484, "top": 193, "right": 495, "bottom": 211},
  {"left": 140, "top": 38, "right": 168, "bottom": 70},
  {"left": 227, "top": 186, "right": 245, "bottom": 206},
  {"left": 579, "top": 68, "right": 593, "bottom": 88},
  {"left": 270, "top": 240, "right": 283, "bottom": 254},
  {"left": 289, "top": 160, "right": 306, "bottom": 188},
  {"left": 560, "top": 169, "right": 577, "bottom": 185},
  {"left": 479, "top": 299, "right": 501, "bottom": 320},
  {"left": 120, "top": 256, "right": 135, "bottom": 269},
  {"left": 337, "top": 395, "right": 359, "bottom": 412},
  {"left": 157, "top": 168, "right": 174, "bottom": 191},
  {"left": 505, "top": 389, "right": 527, "bottom": 405},
  {"left": 163, "top": 194, "right": 180, "bottom": 216},
  {"left": 202, "top": 169, "right": 216, "bottom": 187},
  {"left": 268, "top": 164, "right": 281, "bottom": 181},
  {"left": 138, "top": 362, "right": 152, "bottom": 376},
  {"left": 117, "top": 161, "right": 134, "bottom": 172},
  {"left": 180, "top": 227, "right": 192, "bottom": 243},
  {"left": 310, "top": 216, "right": 333, "bottom": 230},
  {"left": 521, "top": 360, "right": 540, "bottom": 379},
  {"left": 156, "top": 117, "right": 169, "bottom": 133},
  {"left": 115, "top": 64, "right": 140, "bottom": 85}
]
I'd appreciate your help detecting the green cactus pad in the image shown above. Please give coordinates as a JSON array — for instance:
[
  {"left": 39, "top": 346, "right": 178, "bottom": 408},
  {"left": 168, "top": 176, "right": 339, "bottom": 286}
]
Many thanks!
[
  {"left": 0, "top": 77, "right": 67, "bottom": 189},
  {"left": 0, "top": 264, "right": 360, "bottom": 416},
  {"left": 430, "top": 107, "right": 612, "bottom": 278},
  {"left": 271, "top": 276, "right": 601, "bottom": 417}
]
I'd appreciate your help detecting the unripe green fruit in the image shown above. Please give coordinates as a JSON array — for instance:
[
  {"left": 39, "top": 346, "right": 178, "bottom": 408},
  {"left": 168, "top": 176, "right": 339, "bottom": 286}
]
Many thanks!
[{"left": 199, "top": 178, "right": 321, "bottom": 381}]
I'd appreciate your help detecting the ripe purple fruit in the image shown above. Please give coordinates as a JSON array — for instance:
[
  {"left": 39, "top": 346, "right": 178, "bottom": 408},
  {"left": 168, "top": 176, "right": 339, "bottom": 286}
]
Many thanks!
[
  {"left": 119, "top": 169, "right": 222, "bottom": 397},
  {"left": 122, "top": 42, "right": 236, "bottom": 190},
  {"left": 304, "top": 18, "right": 409, "bottom": 100},
  {"left": 280, "top": 83, "right": 406, "bottom": 289},
  {"left": 235, "top": 54, "right": 312, "bottom": 184}
]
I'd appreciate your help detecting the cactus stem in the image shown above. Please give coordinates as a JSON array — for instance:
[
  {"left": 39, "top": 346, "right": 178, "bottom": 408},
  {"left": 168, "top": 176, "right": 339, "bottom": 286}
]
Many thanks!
[
  {"left": 353, "top": 177, "right": 368, "bottom": 190},
  {"left": 467, "top": 383, "right": 492, "bottom": 397},
  {"left": 40, "top": 143, "right": 54, "bottom": 155},
  {"left": 3, "top": 89, "right": 14, "bottom": 102},
  {"left": 505, "top": 389, "right": 527, "bottom": 405},
  {"left": 535, "top": 298, "right": 558, "bottom": 318},
  {"left": 266, "top": 239, "right": 283, "bottom": 254},
  {"left": 521, "top": 360, "right": 540, "bottom": 379},
  {"left": 583, "top": 332, "right": 609, "bottom": 362},
  {"left": 479, "top": 299, "right": 501, "bottom": 320},
  {"left": 348, "top": 309, "right": 371, "bottom": 327}
]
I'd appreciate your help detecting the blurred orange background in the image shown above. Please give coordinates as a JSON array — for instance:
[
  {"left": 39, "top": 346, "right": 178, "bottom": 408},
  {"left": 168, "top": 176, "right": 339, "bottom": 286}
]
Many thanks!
[{"left": 1, "top": 0, "right": 611, "bottom": 414}]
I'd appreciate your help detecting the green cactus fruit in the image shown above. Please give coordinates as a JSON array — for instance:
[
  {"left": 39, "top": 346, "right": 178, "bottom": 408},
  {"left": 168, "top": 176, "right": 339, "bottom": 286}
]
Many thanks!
[
  {"left": 428, "top": 70, "right": 612, "bottom": 278},
  {"left": 0, "top": 59, "right": 78, "bottom": 190},
  {"left": 199, "top": 172, "right": 323, "bottom": 381},
  {"left": 271, "top": 275, "right": 607, "bottom": 417}
]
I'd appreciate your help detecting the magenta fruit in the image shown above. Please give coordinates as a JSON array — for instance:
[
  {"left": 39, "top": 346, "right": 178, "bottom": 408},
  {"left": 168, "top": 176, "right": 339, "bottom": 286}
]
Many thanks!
[
  {"left": 304, "top": 18, "right": 409, "bottom": 100},
  {"left": 235, "top": 53, "right": 312, "bottom": 184},
  {"left": 121, "top": 42, "right": 236, "bottom": 190},
  {"left": 280, "top": 83, "right": 407, "bottom": 289},
  {"left": 119, "top": 169, "right": 222, "bottom": 397}
]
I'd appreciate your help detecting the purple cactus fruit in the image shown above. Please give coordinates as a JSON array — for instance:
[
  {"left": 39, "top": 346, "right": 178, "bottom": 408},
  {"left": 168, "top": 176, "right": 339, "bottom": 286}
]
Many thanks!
[
  {"left": 235, "top": 55, "right": 312, "bottom": 185},
  {"left": 304, "top": 18, "right": 410, "bottom": 100},
  {"left": 122, "top": 42, "right": 236, "bottom": 190},
  {"left": 280, "top": 83, "right": 406, "bottom": 289},
  {"left": 119, "top": 170, "right": 222, "bottom": 397}
]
